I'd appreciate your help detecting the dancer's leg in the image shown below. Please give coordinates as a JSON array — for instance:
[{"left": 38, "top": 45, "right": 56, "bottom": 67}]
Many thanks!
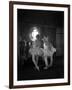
[
  {"left": 36, "top": 55, "right": 39, "bottom": 65},
  {"left": 32, "top": 55, "right": 39, "bottom": 70},
  {"left": 43, "top": 56, "right": 48, "bottom": 69},
  {"left": 49, "top": 56, "right": 53, "bottom": 67}
]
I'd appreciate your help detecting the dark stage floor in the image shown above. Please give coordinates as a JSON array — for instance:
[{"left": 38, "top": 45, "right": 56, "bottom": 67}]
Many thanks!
[{"left": 17, "top": 55, "right": 64, "bottom": 81}]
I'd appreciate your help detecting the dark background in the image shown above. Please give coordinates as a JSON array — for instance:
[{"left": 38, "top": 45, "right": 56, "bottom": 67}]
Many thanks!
[{"left": 17, "top": 9, "right": 64, "bottom": 81}]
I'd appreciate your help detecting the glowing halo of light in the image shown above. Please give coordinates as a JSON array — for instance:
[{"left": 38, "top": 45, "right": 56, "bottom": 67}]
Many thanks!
[{"left": 29, "top": 27, "right": 40, "bottom": 41}]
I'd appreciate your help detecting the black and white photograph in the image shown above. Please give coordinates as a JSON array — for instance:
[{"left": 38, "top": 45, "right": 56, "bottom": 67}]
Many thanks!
[
  {"left": 9, "top": 1, "right": 70, "bottom": 88},
  {"left": 17, "top": 9, "right": 63, "bottom": 80}
]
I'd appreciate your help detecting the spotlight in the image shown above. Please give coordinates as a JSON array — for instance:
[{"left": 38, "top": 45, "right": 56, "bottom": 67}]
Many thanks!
[{"left": 30, "top": 27, "right": 39, "bottom": 41}]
